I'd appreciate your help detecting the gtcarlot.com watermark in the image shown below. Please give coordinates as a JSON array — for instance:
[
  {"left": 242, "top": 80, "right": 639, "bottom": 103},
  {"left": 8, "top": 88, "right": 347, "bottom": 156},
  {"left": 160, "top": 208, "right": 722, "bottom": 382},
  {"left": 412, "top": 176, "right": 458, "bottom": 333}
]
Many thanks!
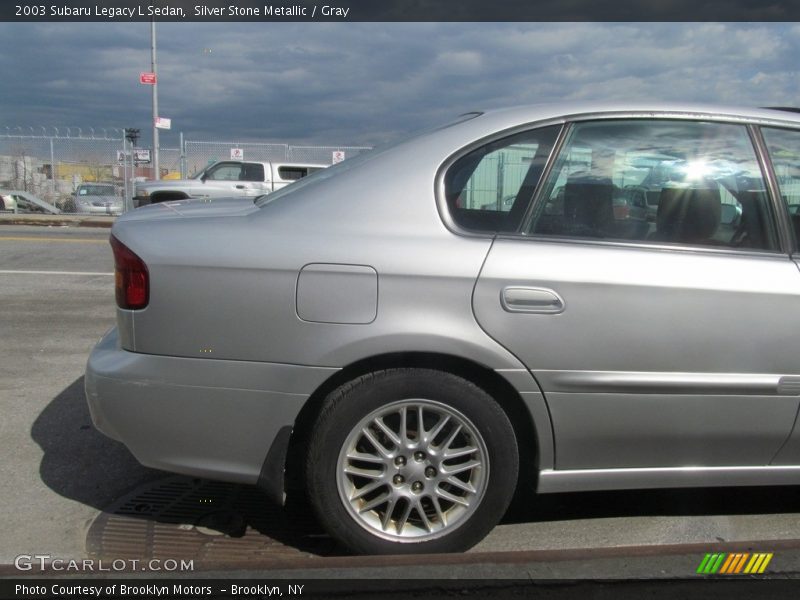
[{"left": 14, "top": 554, "right": 194, "bottom": 572}]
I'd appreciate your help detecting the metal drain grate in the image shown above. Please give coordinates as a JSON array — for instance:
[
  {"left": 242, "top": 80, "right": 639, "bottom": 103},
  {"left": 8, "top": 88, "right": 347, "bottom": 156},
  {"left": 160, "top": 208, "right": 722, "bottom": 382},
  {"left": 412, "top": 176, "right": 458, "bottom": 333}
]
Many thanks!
[{"left": 86, "top": 476, "right": 338, "bottom": 564}]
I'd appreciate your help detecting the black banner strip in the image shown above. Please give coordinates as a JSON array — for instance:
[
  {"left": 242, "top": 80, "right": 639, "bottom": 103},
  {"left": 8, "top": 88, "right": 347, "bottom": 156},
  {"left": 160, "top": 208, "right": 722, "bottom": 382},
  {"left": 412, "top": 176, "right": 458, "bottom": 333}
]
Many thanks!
[{"left": 3, "top": 0, "right": 800, "bottom": 22}]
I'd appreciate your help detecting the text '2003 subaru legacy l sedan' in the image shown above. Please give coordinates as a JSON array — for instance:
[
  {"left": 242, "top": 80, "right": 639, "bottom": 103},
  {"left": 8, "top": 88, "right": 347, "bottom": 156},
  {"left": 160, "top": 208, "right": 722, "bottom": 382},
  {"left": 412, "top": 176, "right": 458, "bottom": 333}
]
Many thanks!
[{"left": 87, "top": 102, "right": 800, "bottom": 554}]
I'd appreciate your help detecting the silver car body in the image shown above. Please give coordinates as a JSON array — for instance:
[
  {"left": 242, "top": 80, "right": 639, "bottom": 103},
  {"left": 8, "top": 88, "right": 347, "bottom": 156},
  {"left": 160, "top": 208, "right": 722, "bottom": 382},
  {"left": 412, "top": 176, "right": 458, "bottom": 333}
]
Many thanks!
[
  {"left": 74, "top": 183, "right": 123, "bottom": 215},
  {"left": 86, "top": 101, "right": 800, "bottom": 508}
]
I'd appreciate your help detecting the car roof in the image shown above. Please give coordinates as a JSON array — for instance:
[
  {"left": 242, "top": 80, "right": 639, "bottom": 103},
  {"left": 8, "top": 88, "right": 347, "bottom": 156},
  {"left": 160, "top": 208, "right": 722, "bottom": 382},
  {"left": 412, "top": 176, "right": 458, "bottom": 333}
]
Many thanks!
[
  {"left": 480, "top": 101, "right": 800, "bottom": 122},
  {"left": 446, "top": 101, "right": 800, "bottom": 142}
]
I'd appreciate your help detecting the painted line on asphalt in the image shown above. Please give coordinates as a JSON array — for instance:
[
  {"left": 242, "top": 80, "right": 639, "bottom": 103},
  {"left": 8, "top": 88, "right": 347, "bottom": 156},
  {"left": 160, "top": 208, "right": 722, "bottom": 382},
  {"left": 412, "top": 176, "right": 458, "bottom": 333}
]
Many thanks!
[
  {"left": 0, "top": 235, "right": 107, "bottom": 243},
  {"left": 0, "top": 269, "right": 113, "bottom": 276}
]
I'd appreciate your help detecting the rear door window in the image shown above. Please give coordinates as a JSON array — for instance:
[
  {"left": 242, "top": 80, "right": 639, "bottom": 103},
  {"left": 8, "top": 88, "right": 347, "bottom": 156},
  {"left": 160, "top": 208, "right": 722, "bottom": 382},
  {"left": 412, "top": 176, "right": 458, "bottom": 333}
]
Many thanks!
[
  {"left": 528, "top": 119, "right": 778, "bottom": 251},
  {"left": 761, "top": 127, "right": 800, "bottom": 251},
  {"left": 241, "top": 163, "right": 265, "bottom": 182}
]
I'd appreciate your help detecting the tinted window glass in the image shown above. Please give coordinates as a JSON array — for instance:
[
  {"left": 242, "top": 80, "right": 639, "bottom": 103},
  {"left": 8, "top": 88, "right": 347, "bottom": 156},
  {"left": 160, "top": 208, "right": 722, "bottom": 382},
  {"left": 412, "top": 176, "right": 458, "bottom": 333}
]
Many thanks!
[
  {"left": 444, "top": 126, "right": 560, "bottom": 233},
  {"left": 277, "top": 166, "right": 308, "bottom": 181},
  {"left": 529, "top": 120, "right": 777, "bottom": 251},
  {"left": 241, "top": 163, "right": 265, "bottom": 182},
  {"left": 762, "top": 127, "right": 800, "bottom": 250},
  {"left": 205, "top": 163, "right": 242, "bottom": 181}
]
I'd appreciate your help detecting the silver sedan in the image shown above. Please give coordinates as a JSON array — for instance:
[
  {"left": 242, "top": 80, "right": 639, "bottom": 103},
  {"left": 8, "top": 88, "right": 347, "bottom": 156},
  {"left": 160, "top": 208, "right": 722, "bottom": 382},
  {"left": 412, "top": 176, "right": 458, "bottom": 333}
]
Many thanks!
[{"left": 86, "top": 102, "right": 800, "bottom": 554}]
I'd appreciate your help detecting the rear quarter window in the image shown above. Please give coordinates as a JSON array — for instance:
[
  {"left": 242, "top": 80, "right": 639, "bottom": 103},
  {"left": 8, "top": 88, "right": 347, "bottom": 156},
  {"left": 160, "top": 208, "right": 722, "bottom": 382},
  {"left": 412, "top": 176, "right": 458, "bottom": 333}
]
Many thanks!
[{"left": 443, "top": 125, "right": 560, "bottom": 233}]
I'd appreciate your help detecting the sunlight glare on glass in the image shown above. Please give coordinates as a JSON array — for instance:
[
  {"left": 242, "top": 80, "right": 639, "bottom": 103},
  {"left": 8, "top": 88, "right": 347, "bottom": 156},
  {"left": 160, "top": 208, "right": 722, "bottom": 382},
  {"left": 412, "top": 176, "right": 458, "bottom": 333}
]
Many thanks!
[{"left": 682, "top": 159, "right": 712, "bottom": 181}]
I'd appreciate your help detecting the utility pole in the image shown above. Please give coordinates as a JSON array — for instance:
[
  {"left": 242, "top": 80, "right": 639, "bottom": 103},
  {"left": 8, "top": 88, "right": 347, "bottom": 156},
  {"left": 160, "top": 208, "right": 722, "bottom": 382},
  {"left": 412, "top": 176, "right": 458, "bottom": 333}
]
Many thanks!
[
  {"left": 151, "top": 15, "right": 160, "bottom": 179},
  {"left": 125, "top": 128, "right": 140, "bottom": 211}
]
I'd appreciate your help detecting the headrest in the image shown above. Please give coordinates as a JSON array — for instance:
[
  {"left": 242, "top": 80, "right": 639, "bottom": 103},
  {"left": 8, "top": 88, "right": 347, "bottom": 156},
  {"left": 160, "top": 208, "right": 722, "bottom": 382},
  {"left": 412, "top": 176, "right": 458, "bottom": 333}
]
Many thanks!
[{"left": 656, "top": 187, "right": 721, "bottom": 244}]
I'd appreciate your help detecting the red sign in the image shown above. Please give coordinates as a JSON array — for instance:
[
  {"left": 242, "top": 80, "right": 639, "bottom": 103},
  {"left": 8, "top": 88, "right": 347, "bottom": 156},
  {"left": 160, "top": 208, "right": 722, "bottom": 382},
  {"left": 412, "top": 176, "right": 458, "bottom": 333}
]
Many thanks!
[{"left": 139, "top": 72, "right": 157, "bottom": 85}]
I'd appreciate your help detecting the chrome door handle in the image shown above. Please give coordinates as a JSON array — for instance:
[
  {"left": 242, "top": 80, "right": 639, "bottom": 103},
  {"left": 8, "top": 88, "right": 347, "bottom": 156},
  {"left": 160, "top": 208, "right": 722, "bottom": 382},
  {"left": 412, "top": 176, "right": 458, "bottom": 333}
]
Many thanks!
[
  {"left": 235, "top": 185, "right": 246, "bottom": 189},
  {"left": 501, "top": 286, "right": 565, "bottom": 314}
]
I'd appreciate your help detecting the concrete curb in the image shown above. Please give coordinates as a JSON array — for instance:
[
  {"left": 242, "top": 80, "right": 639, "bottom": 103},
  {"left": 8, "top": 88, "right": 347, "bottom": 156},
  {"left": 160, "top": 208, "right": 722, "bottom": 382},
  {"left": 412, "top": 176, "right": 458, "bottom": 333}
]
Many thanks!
[{"left": 0, "top": 215, "right": 115, "bottom": 228}]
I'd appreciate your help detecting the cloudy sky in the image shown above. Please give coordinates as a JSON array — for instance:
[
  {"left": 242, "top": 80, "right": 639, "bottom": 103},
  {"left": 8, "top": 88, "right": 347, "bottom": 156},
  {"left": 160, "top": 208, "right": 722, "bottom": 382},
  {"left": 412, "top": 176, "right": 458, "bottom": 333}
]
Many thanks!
[{"left": 1, "top": 22, "right": 799, "bottom": 147}]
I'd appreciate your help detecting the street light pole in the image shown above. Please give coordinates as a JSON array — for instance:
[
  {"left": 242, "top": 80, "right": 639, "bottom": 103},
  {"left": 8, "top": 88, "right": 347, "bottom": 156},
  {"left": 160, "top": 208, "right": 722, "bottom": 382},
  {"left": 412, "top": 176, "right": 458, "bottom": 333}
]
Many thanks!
[
  {"left": 125, "top": 128, "right": 140, "bottom": 212},
  {"left": 151, "top": 17, "right": 160, "bottom": 180}
]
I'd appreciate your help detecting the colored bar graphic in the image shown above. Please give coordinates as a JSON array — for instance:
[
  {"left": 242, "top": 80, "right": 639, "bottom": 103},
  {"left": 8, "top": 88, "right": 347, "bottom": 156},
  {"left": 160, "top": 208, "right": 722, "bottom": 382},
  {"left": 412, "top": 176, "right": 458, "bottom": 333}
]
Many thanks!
[
  {"left": 697, "top": 553, "right": 773, "bottom": 575},
  {"left": 696, "top": 554, "right": 712, "bottom": 574},
  {"left": 733, "top": 553, "right": 749, "bottom": 574},
  {"left": 719, "top": 553, "right": 736, "bottom": 574}
]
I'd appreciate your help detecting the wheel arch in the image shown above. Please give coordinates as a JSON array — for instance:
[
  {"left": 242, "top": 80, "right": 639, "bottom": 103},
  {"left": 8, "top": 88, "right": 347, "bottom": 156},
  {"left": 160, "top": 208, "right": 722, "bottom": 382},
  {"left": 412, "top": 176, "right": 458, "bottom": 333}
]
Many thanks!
[{"left": 282, "top": 351, "right": 544, "bottom": 502}]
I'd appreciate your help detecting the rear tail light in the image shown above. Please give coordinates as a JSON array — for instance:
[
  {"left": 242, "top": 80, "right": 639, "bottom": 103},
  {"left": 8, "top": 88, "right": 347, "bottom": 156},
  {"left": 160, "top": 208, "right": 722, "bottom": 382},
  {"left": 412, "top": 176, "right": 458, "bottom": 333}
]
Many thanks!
[{"left": 110, "top": 234, "right": 149, "bottom": 310}]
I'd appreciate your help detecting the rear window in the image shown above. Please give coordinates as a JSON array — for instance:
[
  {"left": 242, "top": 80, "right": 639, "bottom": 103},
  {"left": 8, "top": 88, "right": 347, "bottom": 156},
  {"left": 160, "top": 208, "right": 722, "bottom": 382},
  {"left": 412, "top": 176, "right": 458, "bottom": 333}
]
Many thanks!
[
  {"left": 443, "top": 125, "right": 560, "bottom": 232},
  {"left": 78, "top": 185, "right": 116, "bottom": 196},
  {"left": 277, "top": 166, "right": 310, "bottom": 181}
]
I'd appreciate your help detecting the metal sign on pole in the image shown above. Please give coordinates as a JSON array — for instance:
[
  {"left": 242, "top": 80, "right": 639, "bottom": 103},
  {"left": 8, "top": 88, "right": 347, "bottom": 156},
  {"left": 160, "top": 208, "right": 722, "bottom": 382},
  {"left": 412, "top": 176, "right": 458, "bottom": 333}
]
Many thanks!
[{"left": 134, "top": 149, "right": 152, "bottom": 163}]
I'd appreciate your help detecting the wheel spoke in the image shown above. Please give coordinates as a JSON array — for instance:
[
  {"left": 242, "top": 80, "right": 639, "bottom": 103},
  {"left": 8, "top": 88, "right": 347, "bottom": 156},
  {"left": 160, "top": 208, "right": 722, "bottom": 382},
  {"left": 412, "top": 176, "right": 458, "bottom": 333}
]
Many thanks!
[
  {"left": 432, "top": 496, "right": 447, "bottom": 526},
  {"left": 346, "top": 450, "right": 385, "bottom": 464},
  {"left": 373, "top": 416, "right": 402, "bottom": 447},
  {"left": 436, "top": 487, "right": 470, "bottom": 507},
  {"left": 443, "top": 445, "right": 477, "bottom": 460},
  {"left": 400, "top": 406, "right": 409, "bottom": 445},
  {"left": 441, "top": 423, "right": 463, "bottom": 452},
  {"left": 350, "top": 480, "right": 385, "bottom": 501},
  {"left": 343, "top": 465, "right": 383, "bottom": 479},
  {"left": 361, "top": 427, "right": 392, "bottom": 458},
  {"left": 445, "top": 475, "right": 476, "bottom": 494},
  {"left": 396, "top": 501, "right": 414, "bottom": 534},
  {"left": 358, "top": 492, "right": 391, "bottom": 514},
  {"left": 416, "top": 500, "right": 434, "bottom": 533},
  {"left": 441, "top": 459, "right": 481, "bottom": 476},
  {"left": 427, "top": 414, "right": 451, "bottom": 442},
  {"left": 381, "top": 496, "right": 398, "bottom": 531}
]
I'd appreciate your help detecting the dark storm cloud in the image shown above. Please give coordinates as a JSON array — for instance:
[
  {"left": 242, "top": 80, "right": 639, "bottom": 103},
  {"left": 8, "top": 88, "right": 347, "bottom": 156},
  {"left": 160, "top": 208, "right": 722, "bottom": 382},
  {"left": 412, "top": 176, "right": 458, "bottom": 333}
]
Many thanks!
[{"left": 1, "top": 23, "right": 799, "bottom": 147}]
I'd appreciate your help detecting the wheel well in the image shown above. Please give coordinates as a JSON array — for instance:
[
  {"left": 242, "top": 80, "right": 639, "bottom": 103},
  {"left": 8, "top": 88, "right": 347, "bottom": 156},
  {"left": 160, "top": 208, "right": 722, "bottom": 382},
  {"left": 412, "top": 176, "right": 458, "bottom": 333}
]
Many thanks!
[
  {"left": 284, "top": 352, "right": 540, "bottom": 500},
  {"left": 150, "top": 191, "right": 189, "bottom": 203}
]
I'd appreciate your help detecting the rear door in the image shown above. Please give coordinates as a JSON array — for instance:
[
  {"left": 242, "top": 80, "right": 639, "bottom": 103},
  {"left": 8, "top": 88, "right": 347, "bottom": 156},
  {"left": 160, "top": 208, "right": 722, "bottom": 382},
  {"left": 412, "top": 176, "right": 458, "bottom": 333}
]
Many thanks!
[
  {"left": 760, "top": 125, "right": 800, "bottom": 465},
  {"left": 471, "top": 118, "right": 800, "bottom": 470}
]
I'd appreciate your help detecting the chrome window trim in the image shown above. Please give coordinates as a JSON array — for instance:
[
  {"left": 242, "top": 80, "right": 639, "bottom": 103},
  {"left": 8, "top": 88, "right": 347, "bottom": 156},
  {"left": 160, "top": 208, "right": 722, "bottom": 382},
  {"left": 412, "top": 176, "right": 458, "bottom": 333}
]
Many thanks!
[
  {"left": 493, "top": 232, "right": 788, "bottom": 260},
  {"left": 518, "top": 122, "right": 572, "bottom": 234},
  {"left": 753, "top": 124, "right": 800, "bottom": 255}
]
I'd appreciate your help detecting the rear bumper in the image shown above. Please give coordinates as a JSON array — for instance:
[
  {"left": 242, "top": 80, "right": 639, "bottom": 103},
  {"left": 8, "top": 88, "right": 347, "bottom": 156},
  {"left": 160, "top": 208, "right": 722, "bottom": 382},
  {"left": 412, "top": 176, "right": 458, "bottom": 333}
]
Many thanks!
[{"left": 85, "top": 327, "right": 337, "bottom": 485}]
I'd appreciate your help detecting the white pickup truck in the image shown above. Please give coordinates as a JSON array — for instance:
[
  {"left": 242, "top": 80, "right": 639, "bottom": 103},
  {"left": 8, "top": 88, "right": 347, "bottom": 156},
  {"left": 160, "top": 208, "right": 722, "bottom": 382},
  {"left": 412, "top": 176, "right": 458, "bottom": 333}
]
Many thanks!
[{"left": 134, "top": 160, "right": 326, "bottom": 206}]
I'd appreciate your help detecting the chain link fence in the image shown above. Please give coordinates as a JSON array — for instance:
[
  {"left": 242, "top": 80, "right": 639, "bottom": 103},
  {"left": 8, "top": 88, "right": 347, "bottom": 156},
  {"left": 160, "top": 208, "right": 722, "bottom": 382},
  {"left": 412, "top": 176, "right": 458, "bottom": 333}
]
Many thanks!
[
  {"left": 0, "top": 129, "right": 127, "bottom": 207},
  {"left": 183, "top": 141, "right": 371, "bottom": 177},
  {"left": 0, "top": 127, "right": 371, "bottom": 213}
]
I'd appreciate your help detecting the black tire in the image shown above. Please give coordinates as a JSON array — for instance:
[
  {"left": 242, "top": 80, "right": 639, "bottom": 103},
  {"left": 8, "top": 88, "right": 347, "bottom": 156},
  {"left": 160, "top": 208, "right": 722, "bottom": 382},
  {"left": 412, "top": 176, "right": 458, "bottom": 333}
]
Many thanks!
[{"left": 305, "top": 368, "right": 519, "bottom": 555}]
